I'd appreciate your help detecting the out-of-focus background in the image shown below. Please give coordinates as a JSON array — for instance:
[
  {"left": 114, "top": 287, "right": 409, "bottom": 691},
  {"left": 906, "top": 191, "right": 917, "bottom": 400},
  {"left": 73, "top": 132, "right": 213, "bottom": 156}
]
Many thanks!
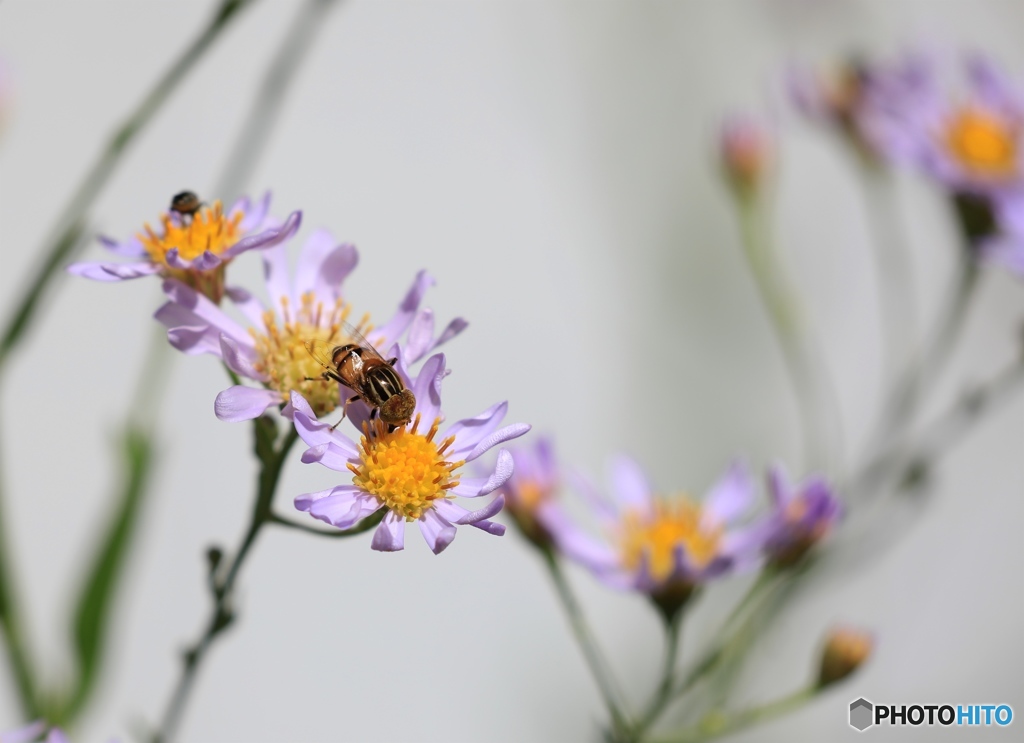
[{"left": 0, "top": 1, "right": 1022, "bottom": 741}]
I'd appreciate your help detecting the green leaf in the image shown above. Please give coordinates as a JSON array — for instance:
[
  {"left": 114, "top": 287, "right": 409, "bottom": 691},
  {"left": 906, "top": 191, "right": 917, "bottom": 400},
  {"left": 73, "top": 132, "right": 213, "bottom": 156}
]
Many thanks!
[{"left": 59, "top": 425, "right": 155, "bottom": 723}]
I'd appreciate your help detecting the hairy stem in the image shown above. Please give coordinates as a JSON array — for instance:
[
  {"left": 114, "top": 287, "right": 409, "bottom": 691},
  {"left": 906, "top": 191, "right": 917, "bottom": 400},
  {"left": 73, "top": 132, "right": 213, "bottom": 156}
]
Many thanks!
[{"left": 152, "top": 421, "right": 295, "bottom": 743}]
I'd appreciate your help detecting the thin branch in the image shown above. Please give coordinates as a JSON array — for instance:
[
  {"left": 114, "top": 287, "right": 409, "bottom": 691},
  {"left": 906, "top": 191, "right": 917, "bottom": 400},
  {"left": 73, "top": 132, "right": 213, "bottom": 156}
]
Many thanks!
[
  {"left": 152, "top": 423, "right": 297, "bottom": 743},
  {"left": 735, "top": 195, "right": 844, "bottom": 474},
  {"left": 215, "top": 0, "right": 343, "bottom": 203},
  {"left": 269, "top": 507, "right": 385, "bottom": 537},
  {"left": 651, "top": 686, "right": 818, "bottom": 743},
  {"left": 541, "top": 549, "right": 630, "bottom": 736}
]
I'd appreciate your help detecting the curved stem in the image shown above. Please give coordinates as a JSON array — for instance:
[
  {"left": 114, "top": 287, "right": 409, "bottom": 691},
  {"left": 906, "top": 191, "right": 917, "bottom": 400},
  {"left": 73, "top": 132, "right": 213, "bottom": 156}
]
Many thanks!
[
  {"left": 859, "top": 166, "right": 917, "bottom": 390},
  {"left": 0, "top": 421, "right": 38, "bottom": 717},
  {"left": 152, "top": 421, "right": 297, "bottom": 743},
  {"left": 652, "top": 686, "right": 818, "bottom": 743},
  {"left": 215, "top": 0, "right": 343, "bottom": 203},
  {"left": 736, "top": 196, "right": 843, "bottom": 474},
  {"left": 852, "top": 351, "right": 1024, "bottom": 499},
  {"left": 269, "top": 507, "right": 385, "bottom": 537},
  {"left": 541, "top": 549, "right": 630, "bottom": 736},
  {"left": 668, "top": 571, "right": 776, "bottom": 703},
  {"left": 632, "top": 611, "right": 684, "bottom": 739}
]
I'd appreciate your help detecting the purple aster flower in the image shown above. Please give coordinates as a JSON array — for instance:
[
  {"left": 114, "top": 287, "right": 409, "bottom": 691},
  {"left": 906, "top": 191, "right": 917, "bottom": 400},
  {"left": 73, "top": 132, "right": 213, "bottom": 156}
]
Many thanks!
[
  {"left": 494, "top": 436, "right": 566, "bottom": 549},
  {"left": 291, "top": 350, "right": 530, "bottom": 554},
  {"left": 0, "top": 722, "right": 68, "bottom": 743},
  {"left": 895, "top": 54, "right": 1024, "bottom": 195},
  {"left": 546, "top": 456, "right": 762, "bottom": 614},
  {"left": 760, "top": 464, "right": 842, "bottom": 568},
  {"left": 68, "top": 192, "right": 301, "bottom": 303},
  {"left": 155, "top": 227, "right": 466, "bottom": 422},
  {"left": 719, "top": 113, "right": 774, "bottom": 196}
]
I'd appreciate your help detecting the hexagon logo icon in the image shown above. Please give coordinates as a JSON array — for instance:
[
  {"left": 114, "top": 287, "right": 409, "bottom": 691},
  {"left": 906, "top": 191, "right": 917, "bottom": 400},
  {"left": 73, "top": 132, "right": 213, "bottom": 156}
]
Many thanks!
[{"left": 850, "top": 697, "right": 874, "bottom": 732}]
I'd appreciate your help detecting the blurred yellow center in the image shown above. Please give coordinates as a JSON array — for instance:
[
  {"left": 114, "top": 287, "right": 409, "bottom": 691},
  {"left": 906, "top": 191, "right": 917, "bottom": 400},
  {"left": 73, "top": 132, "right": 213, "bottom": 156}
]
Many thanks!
[
  {"left": 349, "top": 416, "right": 463, "bottom": 521},
  {"left": 514, "top": 481, "right": 547, "bottom": 512},
  {"left": 250, "top": 292, "right": 371, "bottom": 416},
  {"left": 139, "top": 201, "right": 243, "bottom": 266},
  {"left": 946, "top": 108, "right": 1018, "bottom": 177},
  {"left": 618, "top": 497, "right": 721, "bottom": 582}
]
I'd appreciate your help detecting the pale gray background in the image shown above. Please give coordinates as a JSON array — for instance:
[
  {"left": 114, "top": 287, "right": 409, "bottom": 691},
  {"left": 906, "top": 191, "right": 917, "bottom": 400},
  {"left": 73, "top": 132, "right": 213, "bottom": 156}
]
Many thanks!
[{"left": 0, "top": 1, "right": 1022, "bottom": 742}]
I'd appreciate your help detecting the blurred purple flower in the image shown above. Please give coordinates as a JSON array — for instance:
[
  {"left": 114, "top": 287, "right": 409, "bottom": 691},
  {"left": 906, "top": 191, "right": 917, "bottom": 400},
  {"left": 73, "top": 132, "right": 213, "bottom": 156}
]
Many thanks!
[
  {"left": 891, "top": 54, "right": 1024, "bottom": 195},
  {"left": 0, "top": 722, "right": 68, "bottom": 743},
  {"left": 68, "top": 193, "right": 300, "bottom": 303},
  {"left": 155, "top": 228, "right": 466, "bottom": 422},
  {"left": 495, "top": 436, "right": 567, "bottom": 549},
  {"left": 789, "top": 52, "right": 935, "bottom": 164},
  {"left": 760, "top": 465, "right": 842, "bottom": 567},
  {"left": 548, "top": 456, "right": 763, "bottom": 602},
  {"left": 291, "top": 350, "right": 530, "bottom": 554}
]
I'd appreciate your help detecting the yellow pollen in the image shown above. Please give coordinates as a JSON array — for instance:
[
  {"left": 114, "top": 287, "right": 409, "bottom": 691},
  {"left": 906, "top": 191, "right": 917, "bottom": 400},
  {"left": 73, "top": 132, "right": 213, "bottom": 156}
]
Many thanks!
[
  {"left": 250, "top": 291, "right": 372, "bottom": 416},
  {"left": 352, "top": 416, "right": 464, "bottom": 521},
  {"left": 945, "top": 107, "right": 1018, "bottom": 178},
  {"left": 139, "top": 200, "right": 243, "bottom": 266},
  {"left": 618, "top": 496, "right": 722, "bottom": 582}
]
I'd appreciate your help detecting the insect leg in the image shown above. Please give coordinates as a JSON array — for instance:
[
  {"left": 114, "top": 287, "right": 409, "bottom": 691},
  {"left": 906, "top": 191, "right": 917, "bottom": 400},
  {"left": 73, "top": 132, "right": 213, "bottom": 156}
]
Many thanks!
[{"left": 329, "top": 395, "right": 361, "bottom": 432}]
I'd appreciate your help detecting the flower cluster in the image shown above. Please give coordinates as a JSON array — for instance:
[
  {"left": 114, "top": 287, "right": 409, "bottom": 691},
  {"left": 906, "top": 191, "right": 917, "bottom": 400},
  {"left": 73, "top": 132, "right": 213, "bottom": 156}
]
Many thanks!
[
  {"left": 792, "top": 52, "right": 1024, "bottom": 276},
  {"left": 70, "top": 191, "right": 523, "bottom": 553},
  {"left": 496, "top": 442, "right": 841, "bottom": 614}
]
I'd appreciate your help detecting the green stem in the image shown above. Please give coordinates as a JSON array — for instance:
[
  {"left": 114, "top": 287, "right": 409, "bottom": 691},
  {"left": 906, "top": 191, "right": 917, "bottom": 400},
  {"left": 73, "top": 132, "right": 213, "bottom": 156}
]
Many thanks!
[
  {"left": 151, "top": 420, "right": 297, "bottom": 743},
  {"left": 653, "top": 686, "right": 818, "bottom": 743},
  {"left": 541, "top": 549, "right": 630, "bottom": 736},
  {"left": 269, "top": 507, "right": 385, "bottom": 537},
  {"left": 668, "top": 571, "right": 776, "bottom": 703},
  {"left": 632, "top": 611, "right": 684, "bottom": 739},
  {"left": 859, "top": 166, "right": 917, "bottom": 387},
  {"left": 736, "top": 196, "right": 842, "bottom": 474},
  {"left": 0, "top": 420, "right": 38, "bottom": 717},
  {"left": 853, "top": 351, "right": 1024, "bottom": 499},
  {"left": 215, "top": 0, "right": 342, "bottom": 203},
  {"left": 0, "top": 0, "right": 258, "bottom": 367},
  {"left": 855, "top": 258, "right": 982, "bottom": 497}
]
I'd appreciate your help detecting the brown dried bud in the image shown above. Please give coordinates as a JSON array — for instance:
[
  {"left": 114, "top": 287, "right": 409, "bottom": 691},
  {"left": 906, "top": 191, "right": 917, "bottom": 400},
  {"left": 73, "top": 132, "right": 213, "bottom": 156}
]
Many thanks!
[{"left": 818, "top": 626, "right": 873, "bottom": 687}]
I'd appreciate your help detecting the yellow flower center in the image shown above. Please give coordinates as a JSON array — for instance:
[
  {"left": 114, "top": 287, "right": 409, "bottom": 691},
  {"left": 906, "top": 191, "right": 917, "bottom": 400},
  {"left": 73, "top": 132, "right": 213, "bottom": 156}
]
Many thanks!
[
  {"left": 139, "top": 200, "right": 243, "bottom": 265},
  {"left": 514, "top": 481, "right": 547, "bottom": 512},
  {"left": 945, "top": 107, "right": 1018, "bottom": 178},
  {"left": 135, "top": 201, "right": 245, "bottom": 302},
  {"left": 618, "top": 497, "right": 722, "bottom": 582},
  {"left": 349, "top": 416, "right": 464, "bottom": 521},
  {"left": 250, "top": 291, "right": 372, "bottom": 416}
]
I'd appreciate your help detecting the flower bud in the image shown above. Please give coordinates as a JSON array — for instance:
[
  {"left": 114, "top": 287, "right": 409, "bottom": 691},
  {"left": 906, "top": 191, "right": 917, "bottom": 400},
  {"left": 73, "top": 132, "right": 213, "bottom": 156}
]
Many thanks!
[
  {"left": 817, "top": 626, "right": 873, "bottom": 687},
  {"left": 720, "top": 114, "right": 773, "bottom": 197}
]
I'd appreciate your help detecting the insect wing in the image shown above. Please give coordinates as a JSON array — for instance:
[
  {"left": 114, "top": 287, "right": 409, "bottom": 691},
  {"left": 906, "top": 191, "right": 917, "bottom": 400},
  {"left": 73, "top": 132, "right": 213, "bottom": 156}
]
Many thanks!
[
  {"left": 304, "top": 339, "right": 340, "bottom": 371},
  {"left": 337, "top": 321, "right": 388, "bottom": 363}
]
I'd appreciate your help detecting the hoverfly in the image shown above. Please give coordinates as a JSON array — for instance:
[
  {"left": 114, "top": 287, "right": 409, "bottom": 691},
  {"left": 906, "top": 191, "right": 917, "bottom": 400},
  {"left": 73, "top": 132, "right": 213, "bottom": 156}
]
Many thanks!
[
  {"left": 305, "top": 324, "right": 416, "bottom": 429},
  {"left": 169, "top": 190, "right": 202, "bottom": 218}
]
